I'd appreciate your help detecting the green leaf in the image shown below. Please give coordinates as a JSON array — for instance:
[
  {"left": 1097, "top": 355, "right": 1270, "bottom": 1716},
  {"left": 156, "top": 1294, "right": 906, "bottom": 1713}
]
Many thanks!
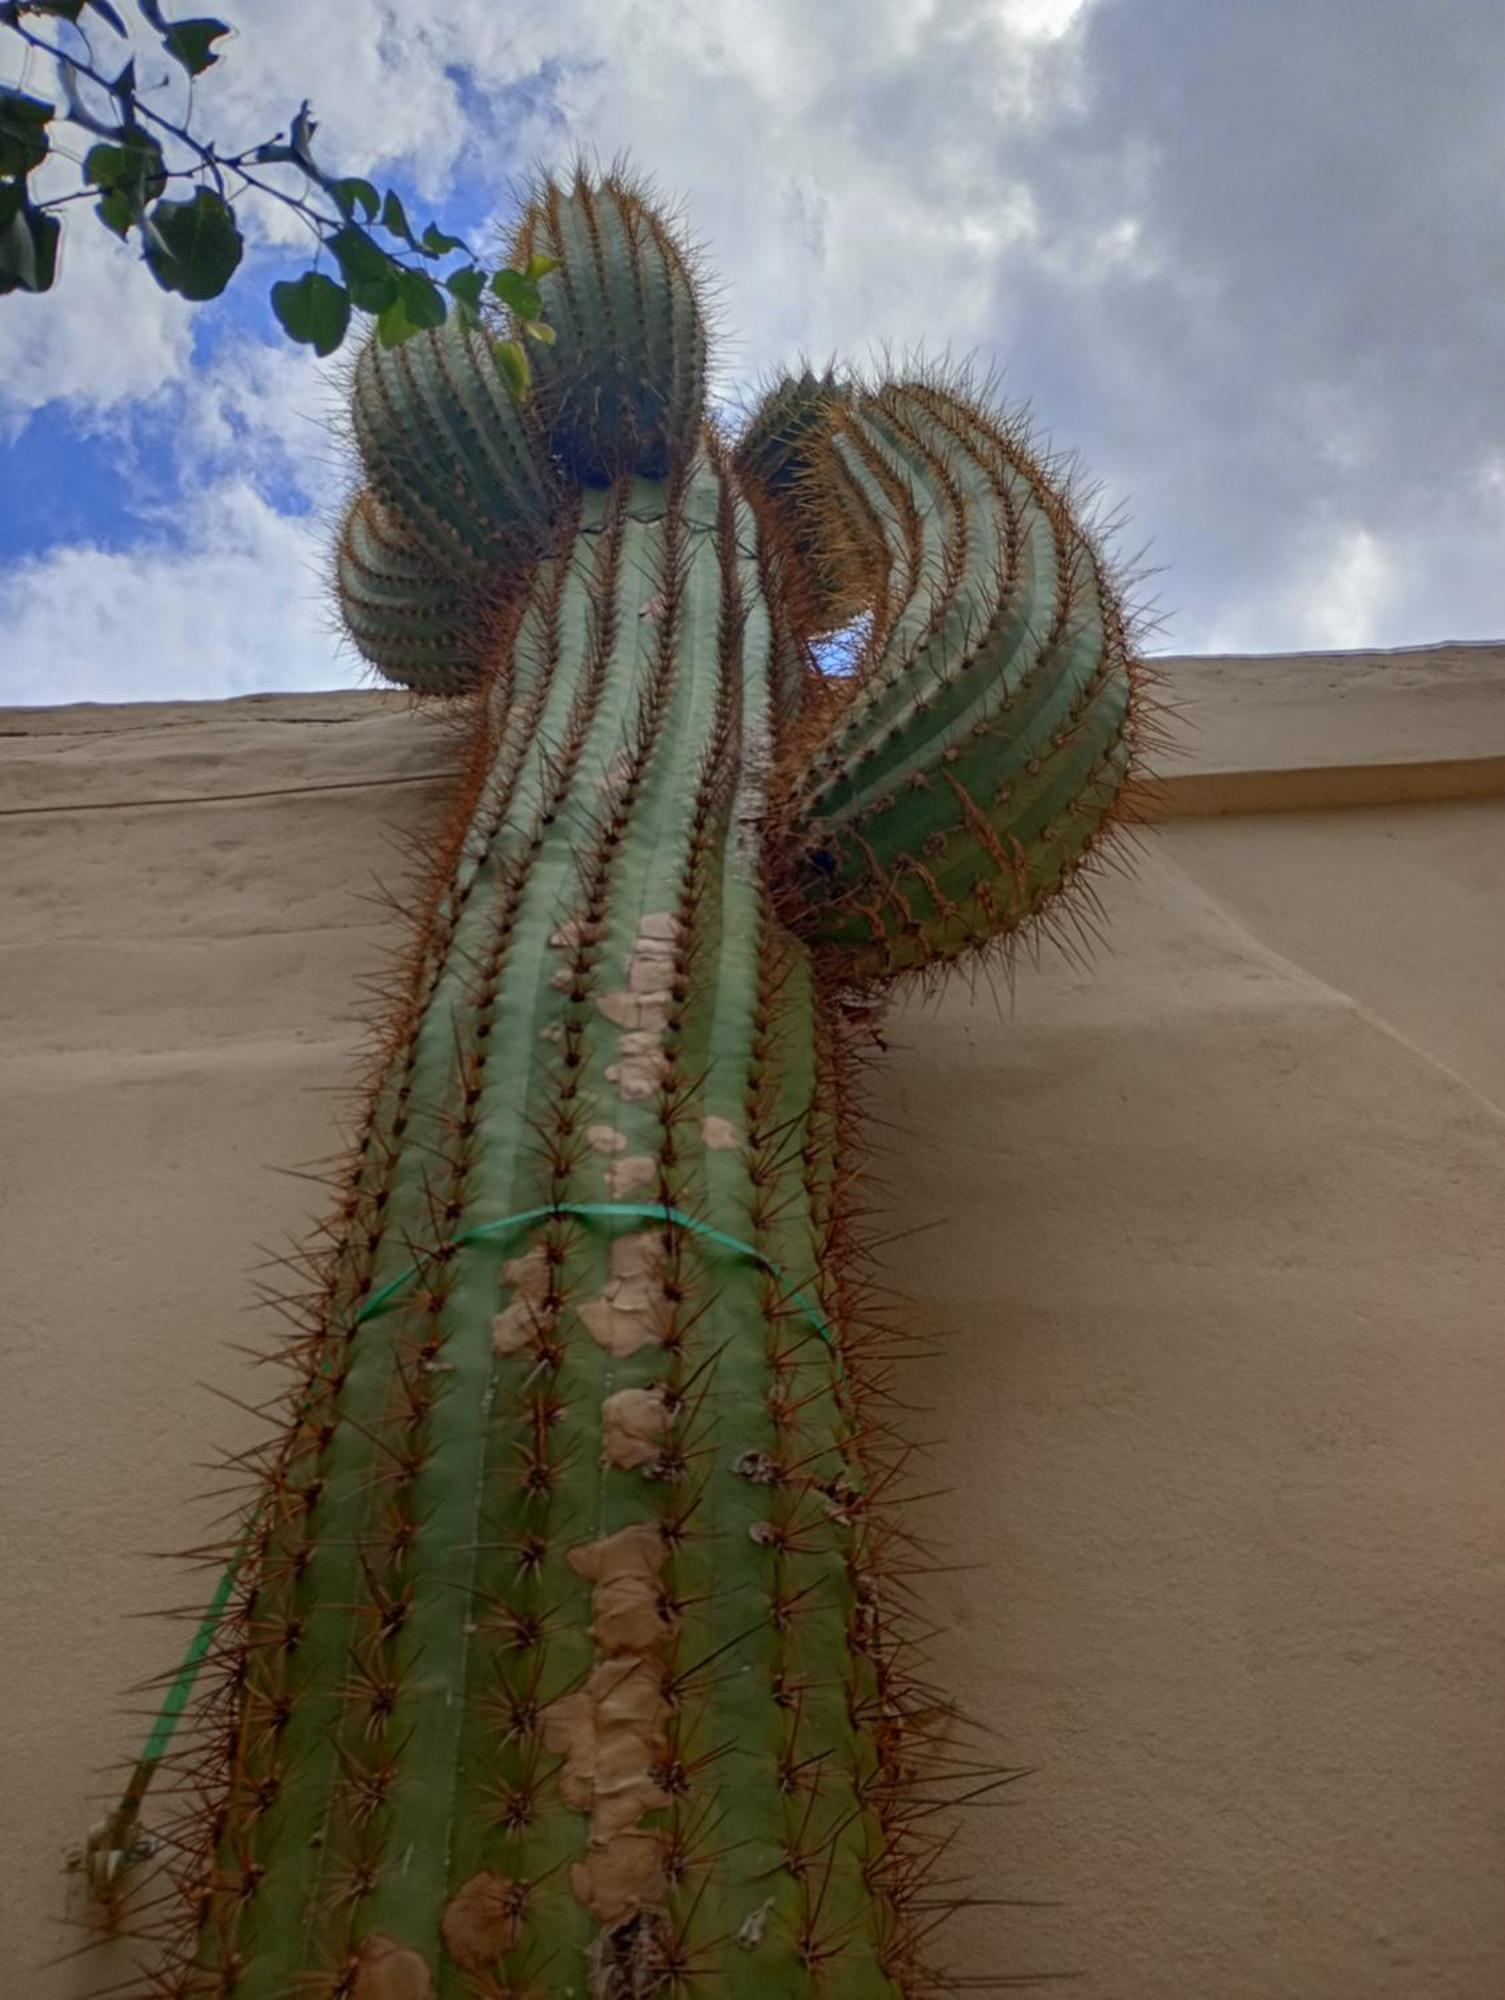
[
  {"left": 374, "top": 268, "right": 446, "bottom": 347},
  {"left": 349, "top": 269, "right": 398, "bottom": 313},
  {"left": 329, "top": 222, "right": 396, "bottom": 312},
  {"left": 525, "top": 251, "right": 559, "bottom": 282},
  {"left": 93, "top": 185, "right": 133, "bottom": 237},
  {"left": 521, "top": 318, "right": 555, "bottom": 346},
  {"left": 375, "top": 292, "right": 419, "bottom": 348},
  {"left": 489, "top": 267, "right": 542, "bottom": 320},
  {"left": 0, "top": 181, "right": 61, "bottom": 294},
  {"left": 0, "top": 89, "right": 53, "bottom": 178},
  {"left": 379, "top": 188, "right": 417, "bottom": 250},
  {"left": 162, "top": 17, "right": 232, "bottom": 77},
  {"left": 84, "top": 131, "right": 166, "bottom": 236},
  {"left": 270, "top": 269, "right": 350, "bottom": 356},
  {"left": 331, "top": 177, "right": 379, "bottom": 224},
  {"left": 421, "top": 220, "right": 467, "bottom": 259},
  {"left": 329, "top": 224, "right": 390, "bottom": 285},
  {"left": 444, "top": 265, "right": 485, "bottom": 319},
  {"left": 83, "top": 141, "right": 125, "bottom": 186},
  {"left": 395, "top": 265, "right": 445, "bottom": 329},
  {"left": 90, "top": 131, "right": 166, "bottom": 188},
  {"left": 492, "top": 337, "right": 530, "bottom": 400},
  {"left": 142, "top": 186, "right": 244, "bottom": 300},
  {"left": 87, "top": 0, "right": 127, "bottom": 31}
]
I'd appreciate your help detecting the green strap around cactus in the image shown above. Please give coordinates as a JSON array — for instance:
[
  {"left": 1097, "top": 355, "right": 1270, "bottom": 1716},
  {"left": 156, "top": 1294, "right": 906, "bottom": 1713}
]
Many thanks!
[
  {"left": 357, "top": 1200, "right": 836, "bottom": 1340},
  {"left": 87, "top": 1200, "right": 837, "bottom": 1892}
]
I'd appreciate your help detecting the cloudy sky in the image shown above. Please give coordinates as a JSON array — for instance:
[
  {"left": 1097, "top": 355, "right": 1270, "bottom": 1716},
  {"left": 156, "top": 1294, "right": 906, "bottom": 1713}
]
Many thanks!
[{"left": 3, "top": 0, "right": 1503, "bottom": 704}]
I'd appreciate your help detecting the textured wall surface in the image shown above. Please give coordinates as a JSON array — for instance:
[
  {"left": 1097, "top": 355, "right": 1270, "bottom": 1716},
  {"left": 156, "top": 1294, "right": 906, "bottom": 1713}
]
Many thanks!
[{"left": 3, "top": 643, "right": 1502, "bottom": 1996}]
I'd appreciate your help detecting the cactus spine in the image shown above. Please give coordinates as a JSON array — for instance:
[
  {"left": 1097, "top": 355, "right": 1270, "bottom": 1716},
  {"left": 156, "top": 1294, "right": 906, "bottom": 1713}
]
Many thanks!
[{"left": 129, "top": 168, "right": 1154, "bottom": 1998}]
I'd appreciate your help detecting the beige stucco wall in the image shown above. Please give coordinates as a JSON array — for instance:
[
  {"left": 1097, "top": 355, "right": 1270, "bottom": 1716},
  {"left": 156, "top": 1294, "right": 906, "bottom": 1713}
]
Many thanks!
[{"left": 3, "top": 643, "right": 1502, "bottom": 1994}]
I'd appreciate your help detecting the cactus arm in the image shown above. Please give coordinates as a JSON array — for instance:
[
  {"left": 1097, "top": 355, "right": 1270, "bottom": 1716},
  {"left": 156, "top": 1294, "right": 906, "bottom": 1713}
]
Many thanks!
[
  {"left": 336, "top": 491, "right": 500, "bottom": 694},
  {"left": 760, "top": 380, "right": 1145, "bottom": 979},
  {"left": 337, "top": 314, "right": 564, "bottom": 695},
  {"left": 511, "top": 170, "right": 708, "bottom": 485},
  {"left": 735, "top": 371, "right": 888, "bottom": 672},
  {"left": 351, "top": 314, "right": 560, "bottom": 580}
]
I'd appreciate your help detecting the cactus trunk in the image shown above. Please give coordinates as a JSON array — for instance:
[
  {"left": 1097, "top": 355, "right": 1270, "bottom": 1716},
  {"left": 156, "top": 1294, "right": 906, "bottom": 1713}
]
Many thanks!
[
  {"left": 110, "top": 166, "right": 1152, "bottom": 1999},
  {"left": 195, "top": 455, "right": 908, "bottom": 1997}
]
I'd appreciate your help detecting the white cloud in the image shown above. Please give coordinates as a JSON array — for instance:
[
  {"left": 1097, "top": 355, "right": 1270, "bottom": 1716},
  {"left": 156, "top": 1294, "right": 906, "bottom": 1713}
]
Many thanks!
[
  {"left": 1311, "top": 529, "right": 1393, "bottom": 651},
  {"left": 998, "top": 0, "right": 1093, "bottom": 38},
  {"left": 162, "top": 334, "right": 344, "bottom": 510},
  {"left": 0, "top": 321, "right": 357, "bottom": 704},
  {"left": 4, "top": 0, "right": 1505, "bottom": 701},
  {"left": 3, "top": 0, "right": 1113, "bottom": 703},
  {"left": 3, "top": 0, "right": 1103, "bottom": 426},
  {"left": 0, "top": 480, "right": 359, "bottom": 703},
  {"left": 0, "top": 183, "right": 194, "bottom": 428},
  {"left": 1198, "top": 525, "right": 1398, "bottom": 657},
  {"left": 475, "top": 0, "right": 1089, "bottom": 370}
]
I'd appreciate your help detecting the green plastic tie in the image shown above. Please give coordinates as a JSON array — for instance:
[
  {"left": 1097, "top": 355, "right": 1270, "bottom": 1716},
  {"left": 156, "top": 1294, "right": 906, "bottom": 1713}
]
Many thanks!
[
  {"left": 88, "top": 1200, "right": 835, "bottom": 1894},
  {"left": 355, "top": 1199, "right": 834, "bottom": 1342}
]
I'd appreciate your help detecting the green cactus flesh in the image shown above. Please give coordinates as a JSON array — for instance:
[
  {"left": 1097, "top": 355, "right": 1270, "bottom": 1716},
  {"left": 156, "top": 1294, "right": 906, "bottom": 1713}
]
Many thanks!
[{"left": 141, "top": 169, "right": 1149, "bottom": 1998}]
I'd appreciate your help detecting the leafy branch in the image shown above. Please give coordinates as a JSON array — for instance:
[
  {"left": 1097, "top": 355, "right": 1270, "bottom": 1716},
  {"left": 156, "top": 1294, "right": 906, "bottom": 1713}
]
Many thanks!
[{"left": 0, "top": 0, "right": 554, "bottom": 384}]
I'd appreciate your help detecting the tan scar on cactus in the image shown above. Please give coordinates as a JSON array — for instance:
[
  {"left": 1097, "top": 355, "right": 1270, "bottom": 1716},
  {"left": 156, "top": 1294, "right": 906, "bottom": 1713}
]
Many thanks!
[
  {"left": 440, "top": 1871, "right": 525, "bottom": 1973},
  {"left": 595, "top": 920, "right": 677, "bottom": 1028},
  {"left": 602, "top": 1385, "right": 672, "bottom": 1471},
  {"left": 490, "top": 1242, "right": 552, "bottom": 1357},
  {"left": 350, "top": 1933, "right": 434, "bottom": 2000},
  {"left": 604, "top": 1153, "right": 656, "bottom": 1198},
  {"left": 580, "top": 1232, "right": 671, "bottom": 1357},
  {"left": 546, "top": 1523, "right": 675, "bottom": 1924}
]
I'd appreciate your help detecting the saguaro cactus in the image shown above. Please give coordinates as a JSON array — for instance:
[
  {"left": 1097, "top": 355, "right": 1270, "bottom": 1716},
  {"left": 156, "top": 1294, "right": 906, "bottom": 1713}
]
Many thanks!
[{"left": 125, "top": 168, "right": 1154, "bottom": 1998}]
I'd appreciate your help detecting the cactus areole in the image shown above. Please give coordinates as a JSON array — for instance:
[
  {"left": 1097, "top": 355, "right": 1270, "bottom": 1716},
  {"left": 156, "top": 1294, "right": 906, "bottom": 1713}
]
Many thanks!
[{"left": 137, "top": 170, "right": 1154, "bottom": 1998}]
